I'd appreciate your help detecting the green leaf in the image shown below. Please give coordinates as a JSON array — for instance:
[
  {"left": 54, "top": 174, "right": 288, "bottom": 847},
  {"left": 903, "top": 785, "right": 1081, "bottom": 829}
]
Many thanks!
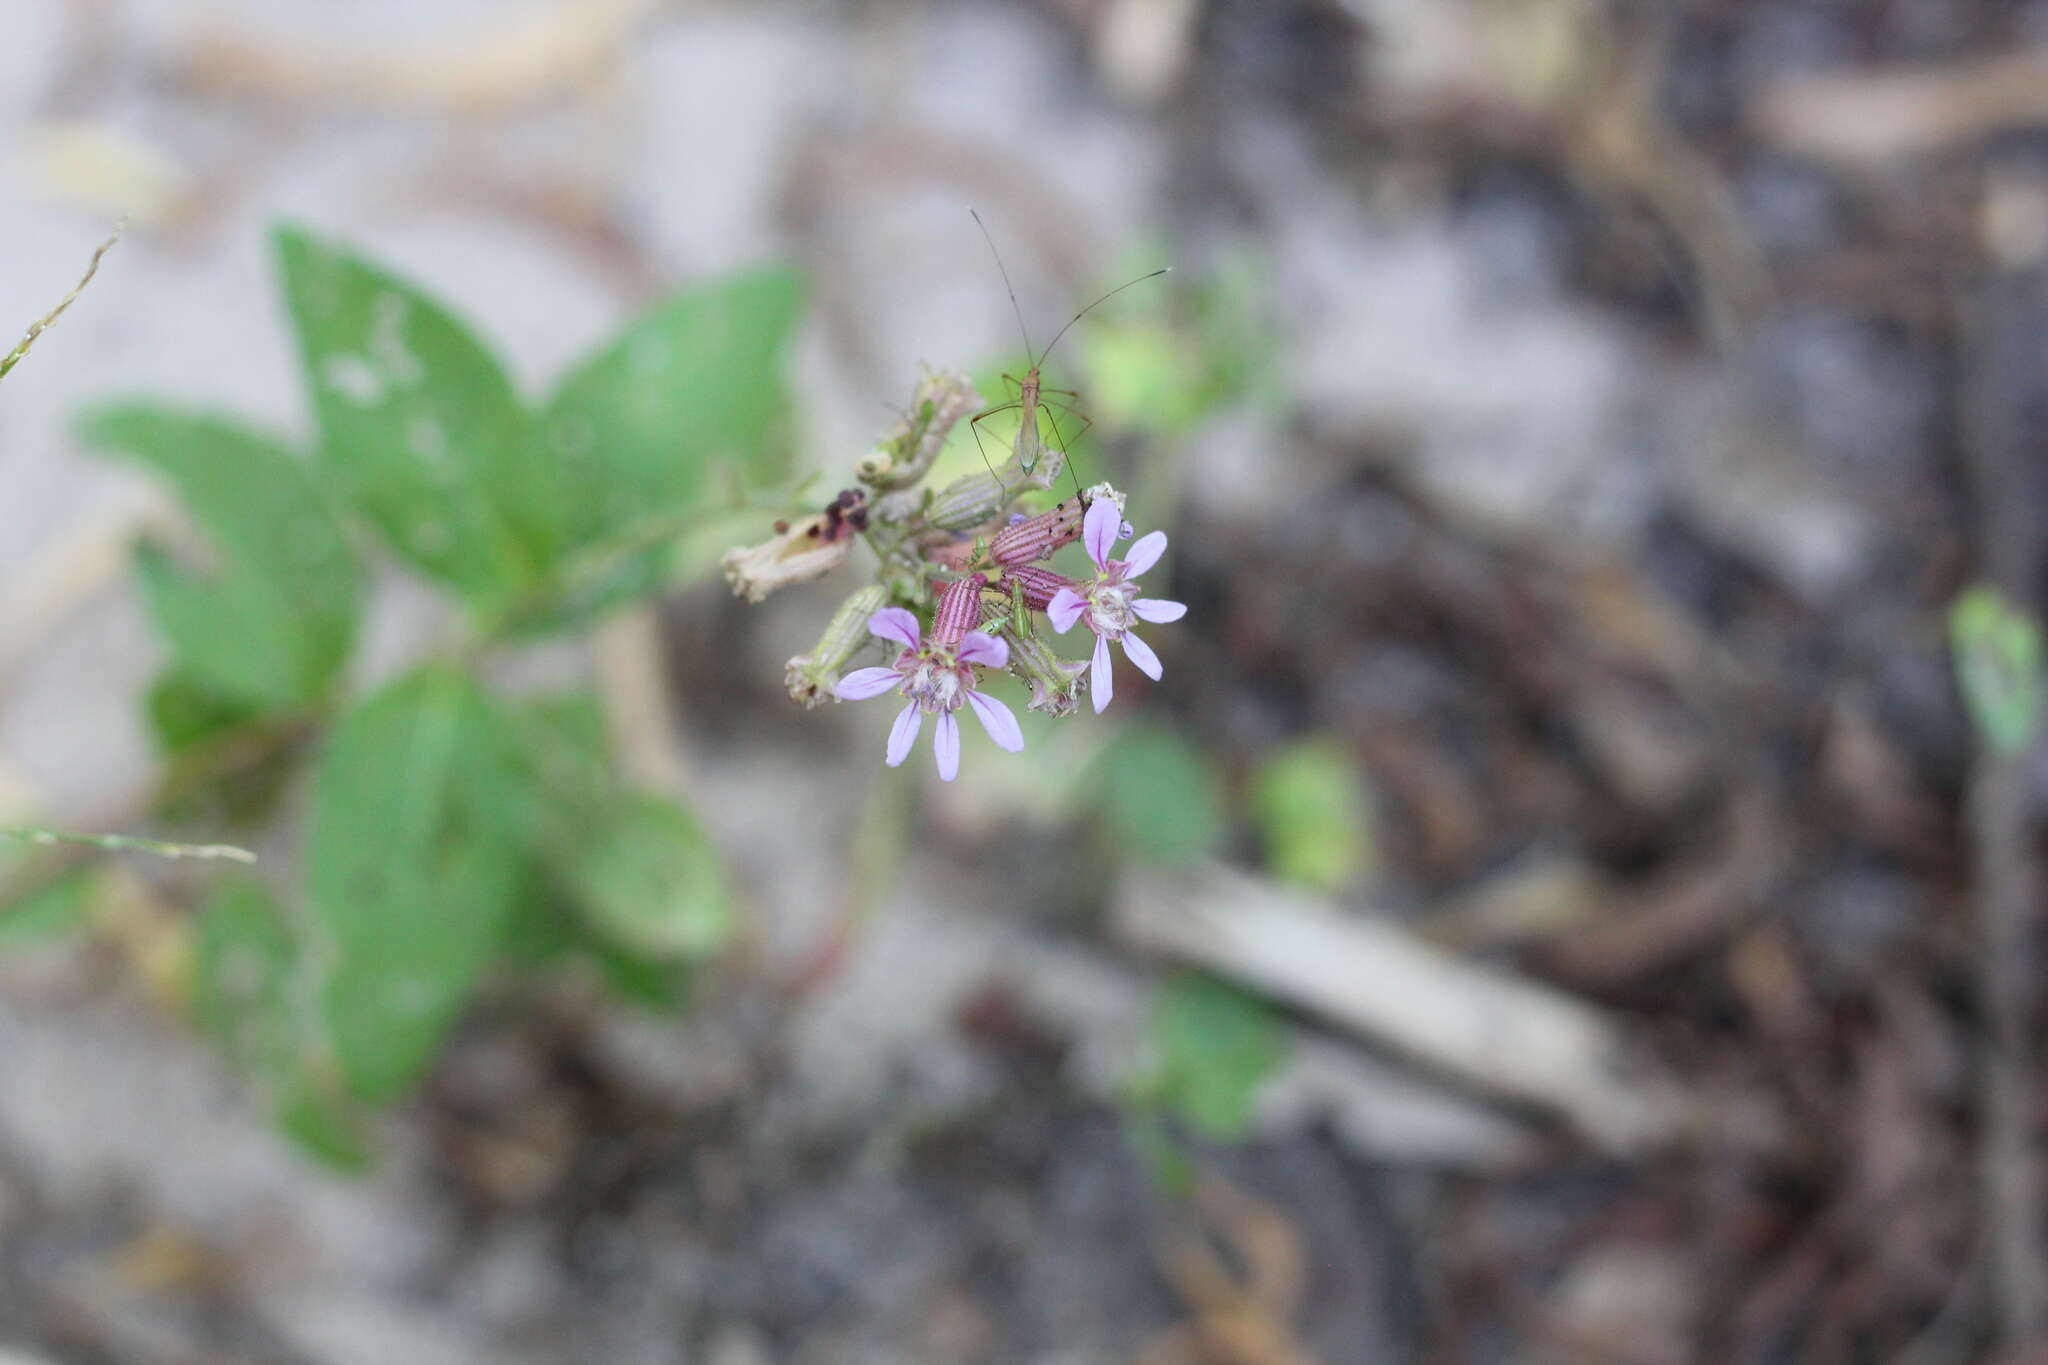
[
  {"left": 1122, "top": 1109, "right": 1196, "bottom": 1197},
  {"left": 0, "top": 867, "right": 93, "bottom": 949},
  {"left": 588, "top": 939, "right": 689, "bottom": 1010},
  {"left": 273, "top": 225, "right": 552, "bottom": 600},
  {"left": 308, "top": 670, "right": 529, "bottom": 1101},
  {"left": 511, "top": 695, "right": 732, "bottom": 961},
  {"left": 193, "top": 879, "right": 298, "bottom": 1073},
  {"left": 1250, "top": 740, "right": 1372, "bottom": 892},
  {"left": 1092, "top": 724, "right": 1224, "bottom": 866},
  {"left": 566, "top": 793, "right": 731, "bottom": 959},
  {"left": 80, "top": 406, "right": 361, "bottom": 709},
  {"left": 502, "top": 536, "right": 688, "bottom": 638},
  {"left": 1951, "top": 585, "right": 2045, "bottom": 757},
  {"left": 193, "top": 879, "right": 371, "bottom": 1169},
  {"left": 147, "top": 669, "right": 267, "bottom": 756},
  {"left": 542, "top": 267, "right": 802, "bottom": 556},
  {"left": 1150, "top": 972, "right": 1285, "bottom": 1141},
  {"left": 516, "top": 691, "right": 611, "bottom": 762},
  {"left": 147, "top": 670, "right": 303, "bottom": 829},
  {"left": 502, "top": 834, "right": 691, "bottom": 1013},
  {"left": 276, "top": 1075, "right": 372, "bottom": 1172}
]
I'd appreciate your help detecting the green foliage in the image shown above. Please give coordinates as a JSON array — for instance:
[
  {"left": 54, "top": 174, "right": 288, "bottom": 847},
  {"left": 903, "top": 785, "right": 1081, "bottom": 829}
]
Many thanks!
[
  {"left": 309, "top": 669, "right": 529, "bottom": 1102},
  {"left": 1124, "top": 969, "right": 1287, "bottom": 1192},
  {"left": 544, "top": 267, "right": 801, "bottom": 547},
  {"left": 194, "top": 879, "right": 300, "bottom": 1072},
  {"left": 513, "top": 694, "right": 731, "bottom": 963},
  {"left": 194, "top": 879, "right": 369, "bottom": 1170},
  {"left": 275, "top": 226, "right": 551, "bottom": 602},
  {"left": 1951, "top": 584, "right": 2044, "bottom": 757},
  {"left": 1250, "top": 740, "right": 1372, "bottom": 892},
  {"left": 0, "top": 867, "right": 93, "bottom": 949},
  {"left": 34, "top": 226, "right": 807, "bottom": 1158},
  {"left": 511, "top": 271, "right": 802, "bottom": 631},
  {"left": 82, "top": 407, "right": 361, "bottom": 709},
  {"left": 557, "top": 792, "right": 730, "bottom": 960},
  {"left": 148, "top": 670, "right": 267, "bottom": 755},
  {"left": 1143, "top": 971, "right": 1286, "bottom": 1141},
  {"left": 272, "top": 226, "right": 803, "bottom": 630},
  {"left": 1091, "top": 723, "right": 1225, "bottom": 865}
]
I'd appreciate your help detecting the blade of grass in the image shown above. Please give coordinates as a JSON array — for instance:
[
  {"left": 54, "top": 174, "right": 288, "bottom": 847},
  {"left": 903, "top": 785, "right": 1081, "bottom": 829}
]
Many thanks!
[
  {"left": 0, "top": 826, "right": 254, "bottom": 863},
  {"left": 1, "top": 227, "right": 122, "bottom": 386}
]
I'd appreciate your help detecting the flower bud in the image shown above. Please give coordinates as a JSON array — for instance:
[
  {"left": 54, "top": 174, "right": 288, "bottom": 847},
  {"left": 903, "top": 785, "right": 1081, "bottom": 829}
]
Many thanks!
[
  {"left": 990, "top": 495, "right": 1090, "bottom": 566},
  {"left": 858, "top": 368, "right": 982, "bottom": 490},
  {"left": 720, "top": 491, "right": 868, "bottom": 603},
  {"left": 921, "top": 446, "right": 1067, "bottom": 535},
  {"left": 1001, "top": 623, "right": 1089, "bottom": 716},
  {"left": 933, "top": 574, "right": 986, "bottom": 645},
  {"left": 1001, "top": 565, "right": 1080, "bottom": 611},
  {"left": 785, "top": 585, "right": 888, "bottom": 707},
  {"left": 722, "top": 519, "right": 848, "bottom": 603}
]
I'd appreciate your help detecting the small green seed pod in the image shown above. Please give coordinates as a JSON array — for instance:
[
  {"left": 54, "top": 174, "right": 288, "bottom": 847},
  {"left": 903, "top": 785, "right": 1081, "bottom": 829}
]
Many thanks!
[{"left": 785, "top": 584, "right": 888, "bottom": 707}]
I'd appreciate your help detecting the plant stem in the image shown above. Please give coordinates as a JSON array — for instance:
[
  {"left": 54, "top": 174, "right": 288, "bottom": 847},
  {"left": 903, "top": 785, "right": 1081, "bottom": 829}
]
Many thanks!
[{"left": 0, "top": 826, "right": 254, "bottom": 863}]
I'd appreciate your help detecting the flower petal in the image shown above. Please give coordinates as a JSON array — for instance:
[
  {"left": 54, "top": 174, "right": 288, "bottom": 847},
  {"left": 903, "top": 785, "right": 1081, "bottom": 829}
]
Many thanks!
[
  {"left": 1091, "top": 632, "right": 1114, "bottom": 714},
  {"left": 1047, "top": 587, "right": 1087, "bottom": 634},
  {"left": 1121, "top": 630, "right": 1162, "bottom": 681},
  {"left": 885, "top": 703, "right": 922, "bottom": 767},
  {"left": 1082, "top": 497, "right": 1121, "bottom": 570},
  {"left": 957, "top": 630, "right": 1009, "bottom": 668},
  {"left": 933, "top": 711, "right": 961, "bottom": 781},
  {"left": 836, "top": 666, "right": 903, "bottom": 700},
  {"left": 1121, "top": 529, "right": 1168, "bottom": 578},
  {"left": 1131, "top": 597, "right": 1187, "bottom": 624},
  {"left": 868, "top": 607, "right": 922, "bottom": 650},
  {"left": 968, "top": 689, "right": 1025, "bottom": 752}
]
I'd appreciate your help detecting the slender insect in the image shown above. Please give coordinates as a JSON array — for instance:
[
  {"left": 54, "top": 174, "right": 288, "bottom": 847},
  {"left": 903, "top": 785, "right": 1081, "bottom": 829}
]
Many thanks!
[{"left": 967, "top": 210, "right": 1166, "bottom": 503}]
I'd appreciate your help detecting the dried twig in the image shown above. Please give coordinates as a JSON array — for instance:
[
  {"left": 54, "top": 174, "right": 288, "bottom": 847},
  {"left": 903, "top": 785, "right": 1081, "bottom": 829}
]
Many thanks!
[
  {"left": 1114, "top": 865, "right": 1690, "bottom": 1153},
  {"left": 177, "top": 0, "right": 660, "bottom": 114},
  {"left": 1754, "top": 50, "right": 2048, "bottom": 169},
  {"left": 592, "top": 608, "right": 695, "bottom": 800},
  {"left": 1537, "top": 792, "right": 1780, "bottom": 987},
  {"left": 1140, "top": 1176, "right": 1318, "bottom": 1365}
]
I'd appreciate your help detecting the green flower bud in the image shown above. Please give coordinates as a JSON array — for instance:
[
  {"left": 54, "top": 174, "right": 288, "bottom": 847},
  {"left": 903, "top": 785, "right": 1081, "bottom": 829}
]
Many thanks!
[
  {"left": 1001, "top": 620, "right": 1089, "bottom": 717},
  {"left": 786, "top": 585, "right": 888, "bottom": 708},
  {"left": 922, "top": 446, "right": 1066, "bottom": 535},
  {"left": 857, "top": 368, "right": 982, "bottom": 490}
]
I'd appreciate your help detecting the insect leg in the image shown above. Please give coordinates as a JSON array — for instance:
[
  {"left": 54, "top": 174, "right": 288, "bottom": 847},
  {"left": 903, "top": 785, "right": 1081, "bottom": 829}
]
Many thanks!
[
  {"left": 1037, "top": 401, "right": 1094, "bottom": 504},
  {"left": 969, "top": 401, "right": 1021, "bottom": 490}
]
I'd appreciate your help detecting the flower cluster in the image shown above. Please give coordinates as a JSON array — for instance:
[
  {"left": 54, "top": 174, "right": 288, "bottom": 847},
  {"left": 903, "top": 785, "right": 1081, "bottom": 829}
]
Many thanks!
[{"left": 723, "top": 367, "right": 1187, "bottom": 780}]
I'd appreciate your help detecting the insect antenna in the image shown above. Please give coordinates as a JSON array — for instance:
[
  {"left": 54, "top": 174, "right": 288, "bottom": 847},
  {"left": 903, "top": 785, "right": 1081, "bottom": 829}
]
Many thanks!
[
  {"left": 964, "top": 213, "right": 1167, "bottom": 504},
  {"left": 1036, "top": 267, "right": 1170, "bottom": 369},
  {"left": 969, "top": 208, "right": 1037, "bottom": 364},
  {"left": 1031, "top": 268, "right": 1163, "bottom": 501}
]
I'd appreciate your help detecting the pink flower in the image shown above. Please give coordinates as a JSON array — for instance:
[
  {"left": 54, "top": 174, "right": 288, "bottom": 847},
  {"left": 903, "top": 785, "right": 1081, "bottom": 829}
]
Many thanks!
[
  {"left": 834, "top": 603, "right": 1025, "bottom": 781},
  {"left": 1045, "top": 499, "right": 1186, "bottom": 713}
]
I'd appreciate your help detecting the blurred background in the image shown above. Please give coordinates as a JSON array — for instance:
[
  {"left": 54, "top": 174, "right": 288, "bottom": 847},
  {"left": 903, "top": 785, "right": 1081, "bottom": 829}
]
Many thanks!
[{"left": 5, "top": 0, "right": 2048, "bottom": 1361}]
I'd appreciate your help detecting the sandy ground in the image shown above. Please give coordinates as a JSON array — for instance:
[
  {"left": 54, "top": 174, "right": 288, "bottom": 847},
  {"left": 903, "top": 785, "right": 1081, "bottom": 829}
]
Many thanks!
[{"left": 2, "top": 1, "right": 1969, "bottom": 1362}]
